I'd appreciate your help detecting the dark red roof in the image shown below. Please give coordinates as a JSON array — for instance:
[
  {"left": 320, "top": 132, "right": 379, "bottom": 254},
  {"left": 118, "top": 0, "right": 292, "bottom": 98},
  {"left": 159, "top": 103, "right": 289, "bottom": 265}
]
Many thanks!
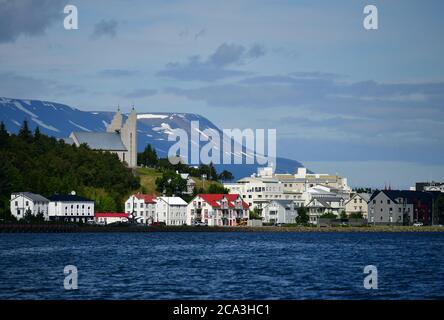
[
  {"left": 197, "top": 194, "right": 249, "bottom": 209},
  {"left": 95, "top": 212, "right": 128, "bottom": 218},
  {"left": 134, "top": 194, "right": 157, "bottom": 203}
]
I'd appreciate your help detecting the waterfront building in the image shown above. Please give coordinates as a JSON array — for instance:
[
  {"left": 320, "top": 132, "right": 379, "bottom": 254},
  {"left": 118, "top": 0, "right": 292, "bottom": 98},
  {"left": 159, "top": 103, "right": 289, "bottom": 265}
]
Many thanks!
[
  {"left": 261, "top": 200, "right": 299, "bottom": 224},
  {"left": 155, "top": 196, "right": 188, "bottom": 226},
  {"left": 95, "top": 212, "right": 129, "bottom": 225},
  {"left": 345, "top": 193, "right": 371, "bottom": 219},
  {"left": 48, "top": 193, "right": 94, "bottom": 223},
  {"left": 224, "top": 166, "right": 350, "bottom": 213},
  {"left": 10, "top": 192, "right": 50, "bottom": 221},
  {"left": 224, "top": 175, "right": 284, "bottom": 211},
  {"left": 306, "top": 196, "right": 345, "bottom": 225},
  {"left": 186, "top": 194, "right": 249, "bottom": 226},
  {"left": 368, "top": 190, "right": 439, "bottom": 225},
  {"left": 125, "top": 194, "right": 157, "bottom": 224}
]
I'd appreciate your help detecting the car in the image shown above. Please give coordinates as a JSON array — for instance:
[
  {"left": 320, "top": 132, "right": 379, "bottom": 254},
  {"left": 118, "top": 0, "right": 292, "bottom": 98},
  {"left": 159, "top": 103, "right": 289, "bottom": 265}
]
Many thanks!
[
  {"left": 193, "top": 221, "right": 207, "bottom": 226},
  {"left": 413, "top": 222, "right": 424, "bottom": 226}
]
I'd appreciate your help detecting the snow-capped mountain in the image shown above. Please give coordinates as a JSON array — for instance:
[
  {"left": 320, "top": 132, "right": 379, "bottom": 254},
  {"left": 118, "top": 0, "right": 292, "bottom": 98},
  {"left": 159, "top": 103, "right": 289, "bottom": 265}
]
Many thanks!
[{"left": 0, "top": 97, "right": 305, "bottom": 178}]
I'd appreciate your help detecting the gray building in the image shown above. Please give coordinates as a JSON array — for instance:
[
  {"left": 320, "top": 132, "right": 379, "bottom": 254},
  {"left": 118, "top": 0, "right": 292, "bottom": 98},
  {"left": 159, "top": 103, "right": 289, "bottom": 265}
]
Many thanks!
[{"left": 368, "top": 190, "right": 414, "bottom": 225}]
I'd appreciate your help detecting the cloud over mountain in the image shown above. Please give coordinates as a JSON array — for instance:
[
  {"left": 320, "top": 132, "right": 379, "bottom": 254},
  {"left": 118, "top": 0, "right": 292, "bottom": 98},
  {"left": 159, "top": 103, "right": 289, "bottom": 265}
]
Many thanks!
[{"left": 156, "top": 43, "right": 266, "bottom": 81}]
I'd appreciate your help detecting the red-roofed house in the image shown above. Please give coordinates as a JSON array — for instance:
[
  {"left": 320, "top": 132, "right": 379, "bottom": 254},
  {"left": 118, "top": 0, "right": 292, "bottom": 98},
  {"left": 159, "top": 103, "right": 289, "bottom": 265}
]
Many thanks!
[
  {"left": 125, "top": 193, "right": 157, "bottom": 224},
  {"left": 95, "top": 212, "right": 128, "bottom": 225},
  {"left": 186, "top": 194, "right": 249, "bottom": 226}
]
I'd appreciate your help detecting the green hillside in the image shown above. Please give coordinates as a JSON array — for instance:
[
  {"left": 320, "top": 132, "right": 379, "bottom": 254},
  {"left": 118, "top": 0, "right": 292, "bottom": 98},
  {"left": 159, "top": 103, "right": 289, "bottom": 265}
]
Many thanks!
[{"left": 0, "top": 121, "right": 140, "bottom": 218}]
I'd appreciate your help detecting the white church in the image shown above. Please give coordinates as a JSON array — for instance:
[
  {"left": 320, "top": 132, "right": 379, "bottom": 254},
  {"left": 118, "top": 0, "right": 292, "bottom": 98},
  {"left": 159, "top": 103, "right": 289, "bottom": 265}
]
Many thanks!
[{"left": 65, "top": 107, "right": 138, "bottom": 168}]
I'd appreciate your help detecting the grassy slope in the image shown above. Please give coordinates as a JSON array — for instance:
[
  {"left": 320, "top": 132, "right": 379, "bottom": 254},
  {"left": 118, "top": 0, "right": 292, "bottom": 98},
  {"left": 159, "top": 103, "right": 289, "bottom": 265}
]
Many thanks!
[{"left": 134, "top": 167, "right": 223, "bottom": 195}]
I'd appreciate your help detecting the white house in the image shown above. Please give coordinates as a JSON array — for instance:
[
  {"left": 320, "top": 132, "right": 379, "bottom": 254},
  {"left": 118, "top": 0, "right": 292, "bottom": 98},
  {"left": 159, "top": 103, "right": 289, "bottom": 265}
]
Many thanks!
[
  {"left": 186, "top": 194, "right": 249, "bottom": 226},
  {"left": 48, "top": 194, "right": 95, "bottom": 223},
  {"left": 155, "top": 196, "right": 188, "bottom": 226},
  {"left": 95, "top": 212, "right": 129, "bottom": 225},
  {"left": 125, "top": 194, "right": 157, "bottom": 224},
  {"left": 345, "top": 193, "right": 371, "bottom": 219},
  {"left": 306, "top": 196, "right": 345, "bottom": 225},
  {"left": 261, "top": 200, "right": 299, "bottom": 224},
  {"left": 10, "top": 192, "right": 50, "bottom": 221},
  {"left": 179, "top": 173, "right": 196, "bottom": 195}
]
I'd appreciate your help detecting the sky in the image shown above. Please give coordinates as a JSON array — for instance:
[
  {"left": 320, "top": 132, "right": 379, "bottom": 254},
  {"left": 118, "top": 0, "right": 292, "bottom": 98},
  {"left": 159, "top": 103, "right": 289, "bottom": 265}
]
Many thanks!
[{"left": 1, "top": 0, "right": 444, "bottom": 188}]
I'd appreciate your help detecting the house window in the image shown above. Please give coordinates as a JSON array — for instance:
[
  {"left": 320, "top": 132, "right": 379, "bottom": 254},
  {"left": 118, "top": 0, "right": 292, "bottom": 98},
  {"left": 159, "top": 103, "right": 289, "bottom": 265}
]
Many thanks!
[
  {"left": 387, "top": 200, "right": 391, "bottom": 204},
  {"left": 26, "top": 201, "right": 29, "bottom": 206}
]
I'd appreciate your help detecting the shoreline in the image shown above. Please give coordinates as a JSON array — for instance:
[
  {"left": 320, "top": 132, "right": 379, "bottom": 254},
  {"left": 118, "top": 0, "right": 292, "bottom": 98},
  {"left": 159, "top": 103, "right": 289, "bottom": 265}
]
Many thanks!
[{"left": 1, "top": 224, "right": 444, "bottom": 233}]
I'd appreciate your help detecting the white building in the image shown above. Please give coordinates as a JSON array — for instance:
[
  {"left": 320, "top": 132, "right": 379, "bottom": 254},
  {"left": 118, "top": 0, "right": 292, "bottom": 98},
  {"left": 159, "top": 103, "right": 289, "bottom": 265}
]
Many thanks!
[
  {"left": 95, "top": 212, "right": 129, "bottom": 225},
  {"left": 186, "top": 194, "right": 249, "bottom": 226},
  {"left": 345, "top": 193, "right": 371, "bottom": 219},
  {"left": 224, "top": 166, "right": 350, "bottom": 213},
  {"left": 155, "top": 197, "right": 188, "bottom": 226},
  {"left": 224, "top": 175, "right": 285, "bottom": 211},
  {"left": 261, "top": 200, "right": 299, "bottom": 224},
  {"left": 10, "top": 192, "right": 50, "bottom": 221},
  {"left": 306, "top": 196, "right": 345, "bottom": 225},
  {"left": 125, "top": 194, "right": 157, "bottom": 224},
  {"left": 48, "top": 194, "right": 95, "bottom": 223}
]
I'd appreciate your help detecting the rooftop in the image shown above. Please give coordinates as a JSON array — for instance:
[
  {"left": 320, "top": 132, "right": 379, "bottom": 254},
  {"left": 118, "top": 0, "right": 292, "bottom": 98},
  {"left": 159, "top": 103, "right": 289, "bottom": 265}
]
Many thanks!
[
  {"left": 72, "top": 131, "right": 127, "bottom": 151},
  {"left": 48, "top": 194, "right": 94, "bottom": 202},
  {"left": 12, "top": 192, "right": 49, "bottom": 203}
]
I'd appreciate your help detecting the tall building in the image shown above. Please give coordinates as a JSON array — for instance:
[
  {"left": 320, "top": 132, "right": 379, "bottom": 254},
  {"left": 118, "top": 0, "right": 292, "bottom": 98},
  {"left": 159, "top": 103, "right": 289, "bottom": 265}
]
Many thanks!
[{"left": 65, "top": 106, "right": 138, "bottom": 168}]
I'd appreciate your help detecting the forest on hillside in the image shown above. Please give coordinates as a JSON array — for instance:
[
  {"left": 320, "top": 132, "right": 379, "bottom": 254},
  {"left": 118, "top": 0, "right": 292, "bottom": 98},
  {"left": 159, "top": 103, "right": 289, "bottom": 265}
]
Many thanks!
[{"left": 0, "top": 121, "right": 140, "bottom": 219}]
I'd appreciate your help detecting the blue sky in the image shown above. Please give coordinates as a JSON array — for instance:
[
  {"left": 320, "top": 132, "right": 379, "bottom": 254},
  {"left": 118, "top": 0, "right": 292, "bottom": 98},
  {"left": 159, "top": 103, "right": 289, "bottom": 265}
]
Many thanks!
[{"left": 1, "top": 0, "right": 444, "bottom": 188}]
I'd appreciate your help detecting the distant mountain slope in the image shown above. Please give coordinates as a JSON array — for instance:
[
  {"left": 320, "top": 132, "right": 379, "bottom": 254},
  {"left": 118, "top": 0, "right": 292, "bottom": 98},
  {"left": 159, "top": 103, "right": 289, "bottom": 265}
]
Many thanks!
[{"left": 0, "top": 97, "right": 305, "bottom": 178}]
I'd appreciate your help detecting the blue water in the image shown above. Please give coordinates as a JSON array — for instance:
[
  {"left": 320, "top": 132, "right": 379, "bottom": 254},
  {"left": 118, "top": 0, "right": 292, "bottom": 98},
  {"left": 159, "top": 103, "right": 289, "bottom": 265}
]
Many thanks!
[{"left": 0, "top": 232, "right": 443, "bottom": 300}]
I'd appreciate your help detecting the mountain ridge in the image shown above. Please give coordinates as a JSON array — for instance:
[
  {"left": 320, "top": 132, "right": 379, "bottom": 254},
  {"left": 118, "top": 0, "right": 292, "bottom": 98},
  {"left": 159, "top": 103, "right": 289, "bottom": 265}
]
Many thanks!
[{"left": 0, "top": 97, "right": 305, "bottom": 179}]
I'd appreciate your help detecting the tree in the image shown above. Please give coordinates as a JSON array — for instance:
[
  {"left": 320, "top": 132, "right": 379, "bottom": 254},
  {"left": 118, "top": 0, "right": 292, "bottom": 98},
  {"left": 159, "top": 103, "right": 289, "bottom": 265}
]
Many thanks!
[
  {"left": 249, "top": 208, "right": 262, "bottom": 220},
  {"left": 35, "top": 211, "right": 45, "bottom": 222},
  {"left": 218, "top": 170, "right": 234, "bottom": 182},
  {"left": 34, "top": 126, "right": 41, "bottom": 141},
  {"left": 296, "top": 207, "right": 309, "bottom": 224},
  {"left": 0, "top": 121, "right": 8, "bottom": 147},
  {"left": 155, "top": 171, "right": 187, "bottom": 196},
  {"left": 18, "top": 120, "right": 32, "bottom": 141},
  {"left": 339, "top": 210, "right": 348, "bottom": 220},
  {"left": 207, "top": 183, "right": 229, "bottom": 194},
  {"left": 23, "top": 208, "right": 33, "bottom": 223},
  {"left": 138, "top": 144, "right": 158, "bottom": 167},
  {"left": 320, "top": 212, "right": 336, "bottom": 219},
  {"left": 349, "top": 212, "right": 363, "bottom": 219}
]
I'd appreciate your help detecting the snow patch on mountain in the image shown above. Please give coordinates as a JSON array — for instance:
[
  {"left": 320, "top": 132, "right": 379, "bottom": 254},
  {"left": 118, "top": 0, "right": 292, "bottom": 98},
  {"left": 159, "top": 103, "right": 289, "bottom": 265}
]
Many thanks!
[
  {"left": 138, "top": 114, "right": 168, "bottom": 120},
  {"left": 31, "top": 118, "right": 60, "bottom": 132},
  {"left": 69, "top": 120, "right": 91, "bottom": 132},
  {"left": 152, "top": 123, "right": 175, "bottom": 135},
  {"left": 14, "top": 101, "right": 38, "bottom": 118}
]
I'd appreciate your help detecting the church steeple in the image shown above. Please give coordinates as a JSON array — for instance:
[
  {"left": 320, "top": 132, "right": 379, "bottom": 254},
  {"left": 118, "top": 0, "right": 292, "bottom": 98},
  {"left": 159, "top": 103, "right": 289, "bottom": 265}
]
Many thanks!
[
  {"left": 121, "top": 104, "right": 138, "bottom": 168},
  {"left": 106, "top": 106, "right": 123, "bottom": 133}
]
